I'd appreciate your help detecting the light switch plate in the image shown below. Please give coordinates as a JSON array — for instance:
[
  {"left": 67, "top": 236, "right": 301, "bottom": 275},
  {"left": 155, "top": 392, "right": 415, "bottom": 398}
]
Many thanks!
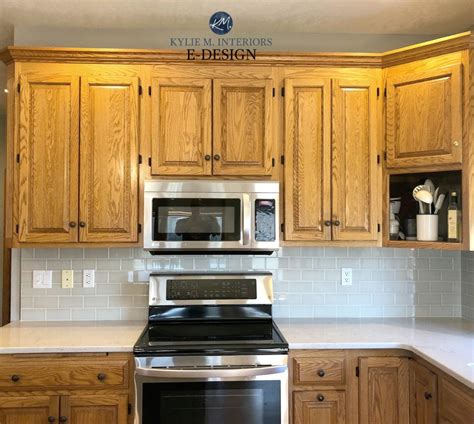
[
  {"left": 61, "top": 270, "right": 74, "bottom": 288},
  {"left": 83, "top": 270, "right": 95, "bottom": 288},
  {"left": 341, "top": 268, "right": 352, "bottom": 286},
  {"left": 33, "top": 270, "right": 52, "bottom": 289}
]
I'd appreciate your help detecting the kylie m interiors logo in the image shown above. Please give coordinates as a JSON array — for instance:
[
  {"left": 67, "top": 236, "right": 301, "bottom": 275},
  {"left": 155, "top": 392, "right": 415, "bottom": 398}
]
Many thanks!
[{"left": 169, "top": 11, "right": 272, "bottom": 60}]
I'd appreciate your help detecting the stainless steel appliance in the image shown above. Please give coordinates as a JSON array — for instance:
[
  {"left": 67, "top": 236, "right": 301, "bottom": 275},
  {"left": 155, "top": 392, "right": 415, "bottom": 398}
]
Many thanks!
[
  {"left": 143, "top": 180, "right": 279, "bottom": 254},
  {"left": 134, "top": 272, "right": 288, "bottom": 424}
]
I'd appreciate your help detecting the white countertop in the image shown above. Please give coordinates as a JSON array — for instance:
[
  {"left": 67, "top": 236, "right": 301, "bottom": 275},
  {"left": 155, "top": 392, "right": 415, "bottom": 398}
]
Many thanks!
[
  {"left": 0, "top": 318, "right": 472, "bottom": 389},
  {"left": 276, "top": 318, "right": 474, "bottom": 389}
]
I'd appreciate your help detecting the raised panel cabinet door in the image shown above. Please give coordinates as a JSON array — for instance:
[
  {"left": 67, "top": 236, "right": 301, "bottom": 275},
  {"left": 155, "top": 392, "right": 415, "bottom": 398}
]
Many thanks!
[
  {"left": 0, "top": 395, "right": 59, "bottom": 424},
  {"left": 294, "top": 391, "right": 346, "bottom": 424},
  {"left": 439, "top": 378, "right": 474, "bottom": 424},
  {"left": 332, "top": 78, "right": 379, "bottom": 241},
  {"left": 17, "top": 74, "right": 80, "bottom": 242},
  {"left": 60, "top": 394, "right": 128, "bottom": 424},
  {"left": 151, "top": 77, "right": 212, "bottom": 175},
  {"left": 386, "top": 63, "right": 462, "bottom": 168},
  {"left": 359, "top": 357, "right": 410, "bottom": 424},
  {"left": 213, "top": 78, "right": 273, "bottom": 176},
  {"left": 80, "top": 76, "right": 139, "bottom": 242},
  {"left": 410, "top": 361, "right": 438, "bottom": 424},
  {"left": 284, "top": 78, "right": 332, "bottom": 241}
]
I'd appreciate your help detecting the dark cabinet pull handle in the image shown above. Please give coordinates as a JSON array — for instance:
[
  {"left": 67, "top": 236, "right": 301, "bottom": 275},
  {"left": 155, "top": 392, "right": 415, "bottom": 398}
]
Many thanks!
[
  {"left": 97, "top": 373, "right": 106, "bottom": 381},
  {"left": 11, "top": 375, "right": 20, "bottom": 382},
  {"left": 317, "top": 369, "right": 325, "bottom": 377},
  {"left": 333, "top": 220, "right": 341, "bottom": 226},
  {"left": 204, "top": 155, "right": 211, "bottom": 161},
  {"left": 69, "top": 222, "right": 76, "bottom": 228},
  {"left": 79, "top": 222, "right": 86, "bottom": 228},
  {"left": 214, "top": 154, "right": 221, "bottom": 161},
  {"left": 424, "top": 392, "right": 432, "bottom": 400},
  {"left": 59, "top": 417, "right": 68, "bottom": 423},
  {"left": 48, "top": 417, "right": 56, "bottom": 423},
  {"left": 317, "top": 394, "right": 325, "bottom": 402},
  {"left": 324, "top": 221, "right": 332, "bottom": 227}
]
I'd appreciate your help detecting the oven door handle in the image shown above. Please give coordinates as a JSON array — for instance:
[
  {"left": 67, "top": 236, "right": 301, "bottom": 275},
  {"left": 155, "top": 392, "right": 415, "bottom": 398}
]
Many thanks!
[{"left": 135, "top": 365, "right": 287, "bottom": 379}]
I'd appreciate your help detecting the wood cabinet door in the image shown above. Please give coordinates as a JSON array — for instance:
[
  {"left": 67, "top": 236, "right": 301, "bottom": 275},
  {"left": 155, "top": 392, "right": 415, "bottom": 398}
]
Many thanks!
[
  {"left": 294, "top": 391, "right": 346, "bottom": 424},
  {"left": 151, "top": 77, "right": 212, "bottom": 176},
  {"left": 17, "top": 74, "right": 79, "bottom": 242},
  {"left": 410, "top": 361, "right": 438, "bottom": 424},
  {"left": 439, "top": 378, "right": 474, "bottom": 424},
  {"left": 386, "top": 63, "right": 462, "bottom": 168},
  {"left": 79, "top": 76, "right": 139, "bottom": 242},
  {"left": 284, "top": 78, "right": 332, "bottom": 241},
  {"left": 61, "top": 394, "right": 128, "bottom": 424},
  {"left": 0, "top": 395, "right": 59, "bottom": 424},
  {"left": 332, "top": 77, "right": 379, "bottom": 241},
  {"left": 359, "top": 357, "right": 410, "bottom": 424},
  {"left": 213, "top": 78, "right": 273, "bottom": 176}
]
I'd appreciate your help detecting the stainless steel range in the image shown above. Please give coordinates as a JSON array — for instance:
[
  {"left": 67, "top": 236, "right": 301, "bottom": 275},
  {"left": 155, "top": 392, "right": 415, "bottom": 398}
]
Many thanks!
[{"left": 133, "top": 272, "right": 288, "bottom": 424}]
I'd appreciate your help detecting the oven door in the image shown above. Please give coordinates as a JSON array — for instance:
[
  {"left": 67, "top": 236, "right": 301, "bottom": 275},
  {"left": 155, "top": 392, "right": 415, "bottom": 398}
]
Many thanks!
[
  {"left": 134, "top": 356, "right": 288, "bottom": 424},
  {"left": 144, "top": 192, "right": 250, "bottom": 251}
]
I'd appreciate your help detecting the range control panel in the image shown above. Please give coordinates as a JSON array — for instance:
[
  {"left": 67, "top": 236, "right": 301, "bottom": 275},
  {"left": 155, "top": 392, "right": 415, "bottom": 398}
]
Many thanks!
[{"left": 166, "top": 279, "right": 257, "bottom": 300}]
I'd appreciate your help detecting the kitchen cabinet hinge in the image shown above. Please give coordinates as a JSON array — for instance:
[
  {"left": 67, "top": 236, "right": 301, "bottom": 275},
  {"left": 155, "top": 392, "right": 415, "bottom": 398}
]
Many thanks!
[
  {"left": 272, "top": 158, "right": 275, "bottom": 167},
  {"left": 15, "top": 224, "right": 19, "bottom": 234},
  {"left": 272, "top": 88, "right": 275, "bottom": 97},
  {"left": 16, "top": 154, "right": 20, "bottom": 163},
  {"left": 128, "top": 403, "right": 132, "bottom": 415},
  {"left": 377, "top": 87, "right": 380, "bottom": 97},
  {"left": 377, "top": 223, "right": 381, "bottom": 233},
  {"left": 138, "top": 155, "right": 142, "bottom": 165},
  {"left": 281, "top": 87, "right": 285, "bottom": 97},
  {"left": 138, "top": 85, "right": 143, "bottom": 95},
  {"left": 280, "top": 223, "right": 284, "bottom": 233},
  {"left": 138, "top": 223, "right": 142, "bottom": 234},
  {"left": 148, "top": 86, "right": 152, "bottom": 96},
  {"left": 384, "top": 151, "right": 387, "bottom": 161},
  {"left": 384, "top": 87, "right": 387, "bottom": 97},
  {"left": 280, "top": 155, "right": 285, "bottom": 165},
  {"left": 356, "top": 366, "right": 360, "bottom": 377},
  {"left": 148, "top": 157, "right": 152, "bottom": 167},
  {"left": 377, "top": 154, "right": 380, "bottom": 164},
  {"left": 17, "top": 83, "right": 20, "bottom": 93}
]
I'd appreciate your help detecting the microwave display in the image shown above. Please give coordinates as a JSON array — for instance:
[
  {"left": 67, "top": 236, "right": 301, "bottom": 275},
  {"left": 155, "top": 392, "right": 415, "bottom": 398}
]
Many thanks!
[{"left": 152, "top": 198, "right": 241, "bottom": 242}]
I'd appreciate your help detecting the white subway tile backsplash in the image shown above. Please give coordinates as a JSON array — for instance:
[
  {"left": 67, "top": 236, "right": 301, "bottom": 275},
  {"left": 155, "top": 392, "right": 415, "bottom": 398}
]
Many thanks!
[{"left": 19, "top": 247, "right": 465, "bottom": 321}]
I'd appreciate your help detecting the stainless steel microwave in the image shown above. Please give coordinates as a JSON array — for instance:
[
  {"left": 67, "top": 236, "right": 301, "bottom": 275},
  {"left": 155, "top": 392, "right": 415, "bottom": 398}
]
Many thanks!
[{"left": 143, "top": 180, "right": 279, "bottom": 254}]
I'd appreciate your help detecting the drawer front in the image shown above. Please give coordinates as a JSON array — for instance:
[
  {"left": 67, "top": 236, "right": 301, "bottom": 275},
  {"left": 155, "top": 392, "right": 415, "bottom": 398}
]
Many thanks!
[
  {"left": 293, "top": 357, "right": 345, "bottom": 385},
  {"left": 0, "top": 359, "right": 128, "bottom": 390}
]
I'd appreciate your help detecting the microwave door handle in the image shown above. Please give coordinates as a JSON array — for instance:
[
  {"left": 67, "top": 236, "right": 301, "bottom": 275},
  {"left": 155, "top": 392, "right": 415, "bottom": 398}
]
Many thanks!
[
  {"left": 135, "top": 365, "right": 287, "bottom": 379},
  {"left": 242, "top": 193, "right": 251, "bottom": 246}
]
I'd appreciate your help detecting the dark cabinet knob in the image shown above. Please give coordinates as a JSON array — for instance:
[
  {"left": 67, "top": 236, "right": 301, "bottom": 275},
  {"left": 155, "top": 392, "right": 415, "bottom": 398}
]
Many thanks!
[
  {"left": 424, "top": 392, "right": 432, "bottom": 400},
  {"left": 48, "top": 417, "right": 56, "bottom": 423},
  {"left": 11, "top": 375, "right": 20, "bottom": 382},
  {"left": 69, "top": 222, "right": 76, "bottom": 228},
  {"left": 213, "top": 154, "right": 221, "bottom": 161},
  {"left": 333, "top": 220, "right": 341, "bottom": 226},
  {"left": 97, "top": 373, "right": 106, "bottom": 381},
  {"left": 59, "top": 417, "right": 68, "bottom": 423},
  {"left": 317, "top": 394, "right": 325, "bottom": 402},
  {"left": 204, "top": 154, "right": 211, "bottom": 161},
  {"left": 79, "top": 222, "right": 86, "bottom": 228},
  {"left": 324, "top": 221, "right": 332, "bottom": 227},
  {"left": 317, "top": 369, "right": 326, "bottom": 377}
]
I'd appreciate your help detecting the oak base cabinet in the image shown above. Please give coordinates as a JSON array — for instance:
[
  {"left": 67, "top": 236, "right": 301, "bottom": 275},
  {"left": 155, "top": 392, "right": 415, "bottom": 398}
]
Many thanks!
[
  {"left": 294, "top": 391, "right": 346, "bottom": 424},
  {"left": 439, "top": 377, "right": 474, "bottom": 424},
  {"left": 0, "top": 396, "right": 57, "bottom": 424},
  {"left": 410, "top": 361, "right": 438, "bottom": 424}
]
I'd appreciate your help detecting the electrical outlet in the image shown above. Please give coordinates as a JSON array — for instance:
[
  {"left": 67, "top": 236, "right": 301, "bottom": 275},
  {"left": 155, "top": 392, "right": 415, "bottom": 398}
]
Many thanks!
[
  {"left": 61, "top": 270, "right": 74, "bottom": 288},
  {"left": 341, "top": 268, "right": 352, "bottom": 286},
  {"left": 128, "top": 271, "right": 134, "bottom": 283},
  {"left": 83, "top": 270, "right": 95, "bottom": 288},
  {"left": 33, "top": 271, "right": 52, "bottom": 289}
]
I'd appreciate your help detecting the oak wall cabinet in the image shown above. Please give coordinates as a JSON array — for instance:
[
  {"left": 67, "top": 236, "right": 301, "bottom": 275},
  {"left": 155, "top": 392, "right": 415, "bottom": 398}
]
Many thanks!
[
  {"left": 151, "top": 67, "right": 274, "bottom": 177},
  {"left": 14, "top": 67, "right": 140, "bottom": 245},
  {"left": 283, "top": 72, "right": 381, "bottom": 243}
]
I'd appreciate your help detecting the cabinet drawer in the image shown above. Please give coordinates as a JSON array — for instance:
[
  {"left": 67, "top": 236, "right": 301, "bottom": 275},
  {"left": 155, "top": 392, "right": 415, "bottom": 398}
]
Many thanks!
[
  {"left": 0, "top": 358, "right": 128, "bottom": 390},
  {"left": 293, "top": 357, "right": 345, "bottom": 385}
]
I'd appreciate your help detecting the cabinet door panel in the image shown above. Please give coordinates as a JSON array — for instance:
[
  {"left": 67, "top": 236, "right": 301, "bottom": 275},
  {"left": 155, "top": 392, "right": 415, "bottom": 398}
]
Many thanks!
[
  {"left": 294, "top": 391, "right": 346, "bottom": 424},
  {"left": 18, "top": 74, "right": 79, "bottom": 242},
  {"left": 61, "top": 394, "right": 128, "bottom": 424},
  {"left": 151, "top": 77, "right": 212, "bottom": 175},
  {"left": 0, "top": 395, "right": 58, "bottom": 424},
  {"left": 80, "top": 76, "right": 139, "bottom": 242},
  {"left": 213, "top": 78, "right": 273, "bottom": 176},
  {"left": 359, "top": 357, "right": 409, "bottom": 424},
  {"left": 410, "top": 361, "right": 438, "bottom": 424},
  {"left": 386, "top": 63, "right": 462, "bottom": 168},
  {"left": 284, "top": 78, "right": 332, "bottom": 241},
  {"left": 439, "top": 378, "right": 474, "bottom": 424},
  {"left": 332, "top": 78, "right": 379, "bottom": 241}
]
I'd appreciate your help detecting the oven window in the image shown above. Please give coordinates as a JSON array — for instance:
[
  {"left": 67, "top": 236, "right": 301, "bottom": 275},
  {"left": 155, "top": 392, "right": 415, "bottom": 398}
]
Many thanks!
[
  {"left": 152, "top": 199, "right": 241, "bottom": 241},
  {"left": 142, "top": 381, "right": 280, "bottom": 424}
]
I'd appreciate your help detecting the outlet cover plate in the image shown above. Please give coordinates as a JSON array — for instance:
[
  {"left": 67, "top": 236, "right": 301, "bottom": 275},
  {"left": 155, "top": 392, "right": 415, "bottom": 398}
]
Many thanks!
[
  {"left": 61, "top": 270, "right": 74, "bottom": 289},
  {"left": 83, "top": 270, "right": 95, "bottom": 288},
  {"left": 341, "top": 268, "right": 352, "bottom": 286}
]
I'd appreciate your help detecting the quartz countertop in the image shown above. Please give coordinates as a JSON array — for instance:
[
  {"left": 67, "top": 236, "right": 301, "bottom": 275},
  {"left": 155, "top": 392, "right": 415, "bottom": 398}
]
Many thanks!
[
  {"left": 0, "top": 318, "right": 472, "bottom": 389},
  {"left": 275, "top": 318, "right": 474, "bottom": 389}
]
